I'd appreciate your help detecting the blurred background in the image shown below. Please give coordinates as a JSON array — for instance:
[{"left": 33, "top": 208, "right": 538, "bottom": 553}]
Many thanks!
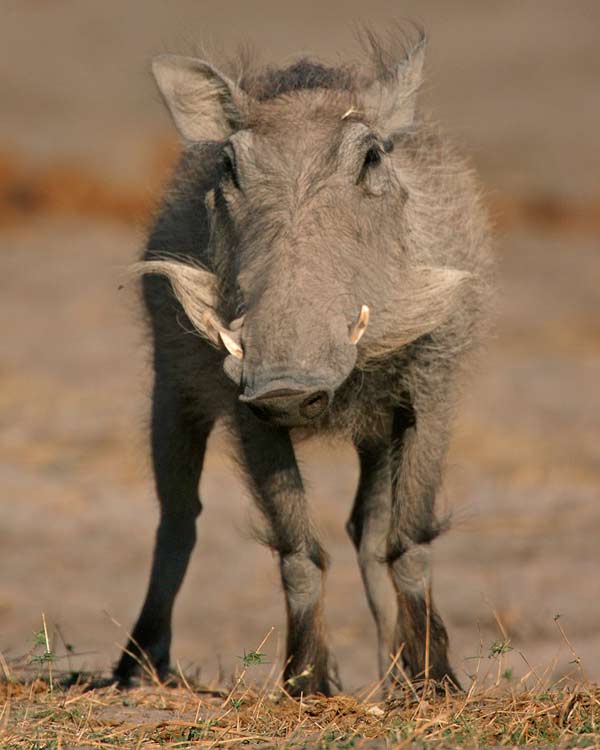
[{"left": 1, "top": 0, "right": 599, "bottom": 690}]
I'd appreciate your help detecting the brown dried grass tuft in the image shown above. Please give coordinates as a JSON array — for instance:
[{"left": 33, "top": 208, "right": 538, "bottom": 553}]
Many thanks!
[
  {"left": 1, "top": 615, "right": 598, "bottom": 747},
  {"left": 1, "top": 667, "right": 598, "bottom": 749}
]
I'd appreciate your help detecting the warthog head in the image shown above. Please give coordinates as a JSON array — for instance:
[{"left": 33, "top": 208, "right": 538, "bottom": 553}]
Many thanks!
[{"left": 135, "top": 35, "right": 472, "bottom": 426}]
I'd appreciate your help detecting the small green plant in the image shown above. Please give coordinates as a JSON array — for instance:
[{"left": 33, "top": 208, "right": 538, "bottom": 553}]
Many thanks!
[
  {"left": 321, "top": 730, "right": 357, "bottom": 749},
  {"left": 503, "top": 667, "right": 514, "bottom": 681},
  {"left": 176, "top": 725, "right": 207, "bottom": 742},
  {"left": 29, "top": 646, "right": 55, "bottom": 665},
  {"left": 489, "top": 640, "right": 513, "bottom": 657},
  {"left": 29, "top": 614, "right": 56, "bottom": 692},
  {"left": 239, "top": 649, "right": 269, "bottom": 667}
]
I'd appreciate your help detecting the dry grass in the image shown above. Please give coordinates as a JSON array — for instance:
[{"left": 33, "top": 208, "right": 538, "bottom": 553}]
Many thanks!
[
  {"left": 2, "top": 648, "right": 599, "bottom": 750},
  {"left": 1, "top": 676, "right": 598, "bottom": 749}
]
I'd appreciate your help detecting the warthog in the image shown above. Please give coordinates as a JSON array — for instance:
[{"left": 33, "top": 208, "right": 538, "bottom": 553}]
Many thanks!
[{"left": 115, "top": 30, "right": 492, "bottom": 695}]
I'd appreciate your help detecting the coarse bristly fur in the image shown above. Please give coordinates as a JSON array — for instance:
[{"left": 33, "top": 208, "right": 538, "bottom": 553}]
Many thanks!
[{"left": 117, "top": 27, "right": 494, "bottom": 697}]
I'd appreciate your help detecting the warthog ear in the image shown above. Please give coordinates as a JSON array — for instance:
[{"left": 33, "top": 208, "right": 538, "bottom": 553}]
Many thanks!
[
  {"left": 129, "top": 260, "right": 231, "bottom": 349},
  {"left": 152, "top": 55, "right": 247, "bottom": 142},
  {"left": 361, "top": 265, "right": 473, "bottom": 361},
  {"left": 362, "top": 34, "right": 426, "bottom": 133}
]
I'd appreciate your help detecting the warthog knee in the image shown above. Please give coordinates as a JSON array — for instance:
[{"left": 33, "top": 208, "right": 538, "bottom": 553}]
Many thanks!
[
  {"left": 357, "top": 531, "right": 387, "bottom": 570},
  {"left": 281, "top": 553, "right": 324, "bottom": 611},
  {"left": 389, "top": 544, "right": 431, "bottom": 595}
]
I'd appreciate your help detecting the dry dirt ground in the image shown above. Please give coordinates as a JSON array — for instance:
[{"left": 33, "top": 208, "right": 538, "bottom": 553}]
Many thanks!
[{"left": 1, "top": 0, "right": 599, "bottom": 701}]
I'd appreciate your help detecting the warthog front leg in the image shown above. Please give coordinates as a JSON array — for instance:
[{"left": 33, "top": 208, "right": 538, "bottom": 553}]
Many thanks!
[
  {"left": 346, "top": 441, "right": 397, "bottom": 683},
  {"left": 236, "top": 411, "right": 331, "bottom": 696},
  {"left": 386, "top": 404, "right": 459, "bottom": 689},
  {"left": 114, "top": 381, "right": 213, "bottom": 684}
]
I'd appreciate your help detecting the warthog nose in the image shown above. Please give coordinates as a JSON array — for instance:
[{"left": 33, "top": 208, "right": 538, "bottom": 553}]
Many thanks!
[{"left": 243, "top": 386, "right": 330, "bottom": 423}]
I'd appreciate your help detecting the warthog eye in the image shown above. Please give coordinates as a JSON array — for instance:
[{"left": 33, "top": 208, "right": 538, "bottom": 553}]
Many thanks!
[
  {"left": 364, "top": 146, "right": 382, "bottom": 168},
  {"left": 221, "top": 146, "right": 240, "bottom": 190},
  {"left": 358, "top": 144, "right": 384, "bottom": 184}
]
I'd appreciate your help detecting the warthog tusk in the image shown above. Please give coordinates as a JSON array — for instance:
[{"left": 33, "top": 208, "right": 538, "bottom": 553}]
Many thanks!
[
  {"left": 350, "top": 304, "right": 370, "bottom": 344},
  {"left": 219, "top": 329, "right": 244, "bottom": 359}
]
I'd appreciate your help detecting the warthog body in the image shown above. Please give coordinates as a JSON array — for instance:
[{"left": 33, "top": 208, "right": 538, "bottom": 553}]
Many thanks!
[{"left": 115, "top": 30, "right": 492, "bottom": 694}]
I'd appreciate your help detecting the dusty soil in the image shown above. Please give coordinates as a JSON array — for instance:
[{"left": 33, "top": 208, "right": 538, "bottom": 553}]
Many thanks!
[{"left": 1, "top": 0, "right": 599, "bottom": 693}]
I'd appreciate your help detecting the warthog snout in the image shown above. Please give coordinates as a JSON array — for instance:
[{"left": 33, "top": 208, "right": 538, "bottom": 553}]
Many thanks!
[
  {"left": 240, "top": 380, "right": 332, "bottom": 425},
  {"left": 230, "top": 303, "right": 368, "bottom": 425}
]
